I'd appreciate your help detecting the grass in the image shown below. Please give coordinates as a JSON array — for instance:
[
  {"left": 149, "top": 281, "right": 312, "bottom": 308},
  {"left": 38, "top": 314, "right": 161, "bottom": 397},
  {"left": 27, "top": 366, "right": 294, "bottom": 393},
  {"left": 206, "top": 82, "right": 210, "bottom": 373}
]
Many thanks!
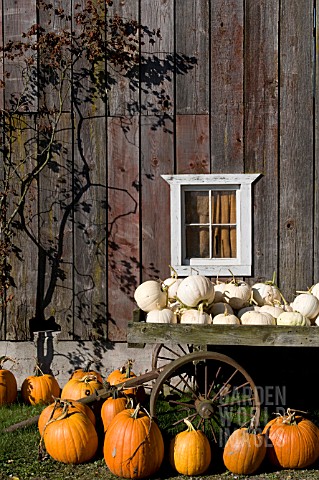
[{"left": 2, "top": 398, "right": 319, "bottom": 480}]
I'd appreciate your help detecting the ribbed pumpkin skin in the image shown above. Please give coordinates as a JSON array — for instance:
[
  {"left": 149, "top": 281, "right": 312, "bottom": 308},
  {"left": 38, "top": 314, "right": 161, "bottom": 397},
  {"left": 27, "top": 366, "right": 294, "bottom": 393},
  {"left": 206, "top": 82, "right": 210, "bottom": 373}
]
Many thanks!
[
  {"left": 169, "top": 429, "right": 211, "bottom": 475},
  {"left": 70, "top": 368, "right": 103, "bottom": 384},
  {"left": 43, "top": 411, "right": 98, "bottom": 464},
  {"left": 223, "top": 428, "right": 266, "bottom": 474},
  {"left": 0, "top": 369, "right": 18, "bottom": 405},
  {"left": 101, "top": 396, "right": 127, "bottom": 432},
  {"left": 61, "top": 375, "right": 103, "bottom": 400},
  {"left": 38, "top": 400, "right": 96, "bottom": 435},
  {"left": 21, "top": 374, "right": 60, "bottom": 405},
  {"left": 104, "top": 408, "right": 164, "bottom": 479},
  {"left": 263, "top": 416, "right": 319, "bottom": 469}
]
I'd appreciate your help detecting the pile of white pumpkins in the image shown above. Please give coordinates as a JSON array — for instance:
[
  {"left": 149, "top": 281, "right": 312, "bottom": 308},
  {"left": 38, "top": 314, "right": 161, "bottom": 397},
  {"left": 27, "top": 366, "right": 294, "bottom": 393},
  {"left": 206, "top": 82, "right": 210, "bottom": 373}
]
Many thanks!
[{"left": 134, "top": 270, "right": 319, "bottom": 326}]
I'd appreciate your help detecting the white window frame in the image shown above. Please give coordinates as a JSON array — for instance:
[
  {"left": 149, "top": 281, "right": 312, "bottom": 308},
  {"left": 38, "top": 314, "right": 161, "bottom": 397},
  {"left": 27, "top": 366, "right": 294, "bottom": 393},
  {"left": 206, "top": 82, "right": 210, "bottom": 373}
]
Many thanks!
[{"left": 161, "top": 174, "right": 261, "bottom": 277}]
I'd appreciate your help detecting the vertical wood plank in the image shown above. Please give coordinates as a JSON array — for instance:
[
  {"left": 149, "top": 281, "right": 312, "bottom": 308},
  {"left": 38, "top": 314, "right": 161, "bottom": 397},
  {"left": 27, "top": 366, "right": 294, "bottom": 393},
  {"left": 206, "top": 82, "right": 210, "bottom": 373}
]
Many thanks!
[
  {"left": 315, "top": 5, "right": 319, "bottom": 282},
  {"left": 107, "top": 0, "right": 139, "bottom": 117},
  {"left": 176, "top": 115, "right": 210, "bottom": 174},
  {"left": 107, "top": 116, "right": 139, "bottom": 341},
  {"left": 210, "top": 0, "right": 244, "bottom": 172},
  {"left": 72, "top": 1, "right": 107, "bottom": 342},
  {"left": 279, "top": 0, "right": 314, "bottom": 298},
  {"left": 140, "top": 0, "right": 174, "bottom": 282},
  {"left": 175, "top": 0, "right": 210, "bottom": 114},
  {"left": 244, "top": 0, "right": 279, "bottom": 284},
  {"left": 5, "top": 115, "right": 38, "bottom": 340}
]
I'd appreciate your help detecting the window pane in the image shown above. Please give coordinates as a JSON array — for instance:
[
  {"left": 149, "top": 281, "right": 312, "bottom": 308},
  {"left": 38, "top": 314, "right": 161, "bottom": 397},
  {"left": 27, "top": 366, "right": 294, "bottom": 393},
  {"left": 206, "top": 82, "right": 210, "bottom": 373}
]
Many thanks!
[
  {"left": 211, "top": 191, "right": 236, "bottom": 224},
  {"left": 186, "top": 226, "right": 209, "bottom": 258},
  {"left": 185, "top": 191, "right": 209, "bottom": 223},
  {"left": 212, "top": 226, "right": 237, "bottom": 258}
]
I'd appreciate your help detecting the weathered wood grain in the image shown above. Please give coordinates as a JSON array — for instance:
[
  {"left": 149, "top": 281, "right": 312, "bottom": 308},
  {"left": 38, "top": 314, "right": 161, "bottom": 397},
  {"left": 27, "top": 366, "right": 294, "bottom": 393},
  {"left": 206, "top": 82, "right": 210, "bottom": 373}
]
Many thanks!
[
  {"left": 72, "top": 1, "right": 107, "bottom": 342},
  {"left": 107, "top": 116, "right": 140, "bottom": 341},
  {"left": 175, "top": 0, "right": 209, "bottom": 114},
  {"left": 244, "top": 0, "right": 279, "bottom": 284},
  {"left": 127, "top": 322, "right": 319, "bottom": 347},
  {"left": 176, "top": 115, "right": 210, "bottom": 174},
  {"left": 279, "top": 0, "right": 314, "bottom": 297},
  {"left": 210, "top": 0, "right": 244, "bottom": 172}
]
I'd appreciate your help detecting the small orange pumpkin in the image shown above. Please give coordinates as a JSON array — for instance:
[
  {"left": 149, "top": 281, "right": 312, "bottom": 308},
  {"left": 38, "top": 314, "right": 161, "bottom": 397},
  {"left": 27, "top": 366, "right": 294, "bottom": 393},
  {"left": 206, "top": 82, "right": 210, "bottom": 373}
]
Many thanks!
[
  {"left": 169, "top": 419, "right": 211, "bottom": 475},
  {"left": 104, "top": 404, "right": 164, "bottom": 479},
  {"left": 262, "top": 409, "right": 319, "bottom": 469},
  {"left": 107, "top": 359, "right": 145, "bottom": 401},
  {"left": 223, "top": 427, "right": 267, "bottom": 474},
  {"left": 70, "top": 362, "right": 103, "bottom": 384},
  {"left": 61, "top": 374, "right": 103, "bottom": 401},
  {"left": 38, "top": 398, "right": 96, "bottom": 435},
  {"left": 0, "top": 356, "right": 18, "bottom": 406},
  {"left": 21, "top": 366, "right": 60, "bottom": 405},
  {"left": 42, "top": 405, "right": 98, "bottom": 464}
]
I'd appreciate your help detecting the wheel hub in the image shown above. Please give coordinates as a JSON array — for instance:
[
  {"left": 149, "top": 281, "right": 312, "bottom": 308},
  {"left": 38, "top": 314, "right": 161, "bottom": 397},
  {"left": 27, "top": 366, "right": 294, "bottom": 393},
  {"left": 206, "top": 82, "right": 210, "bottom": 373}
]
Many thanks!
[{"left": 195, "top": 398, "right": 216, "bottom": 418}]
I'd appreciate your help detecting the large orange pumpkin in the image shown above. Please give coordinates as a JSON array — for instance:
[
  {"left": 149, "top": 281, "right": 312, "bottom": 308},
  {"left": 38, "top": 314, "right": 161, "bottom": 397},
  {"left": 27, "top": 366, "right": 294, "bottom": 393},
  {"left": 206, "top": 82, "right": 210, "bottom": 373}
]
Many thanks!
[
  {"left": 38, "top": 398, "right": 96, "bottom": 436},
  {"left": 61, "top": 374, "right": 103, "bottom": 401},
  {"left": 21, "top": 367, "right": 60, "bottom": 405},
  {"left": 169, "top": 419, "right": 211, "bottom": 475},
  {"left": 0, "top": 356, "right": 18, "bottom": 406},
  {"left": 223, "top": 427, "right": 267, "bottom": 474},
  {"left": 262, "top": 409, "right": 319, "bottom": 469},
  {"left": 43, "top": 407, "right": 98, "bottom": 464},
  {"left": 104, "top": 404, "right": 164, "bottom": 479}
]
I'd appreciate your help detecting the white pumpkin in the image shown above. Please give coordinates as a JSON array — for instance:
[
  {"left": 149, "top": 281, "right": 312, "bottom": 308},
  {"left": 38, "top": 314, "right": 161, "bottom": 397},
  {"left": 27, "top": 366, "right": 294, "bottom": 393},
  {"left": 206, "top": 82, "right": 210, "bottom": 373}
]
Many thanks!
[
  {"left": 162, "top": 271, "right": 182, "bottom": 302},
  {"left": 177, "top": 275, "right": 215, "bottom": 308},
  {"left": 290, "top": 293, "right": 319, "bottom": 321},
  {"left": 146, "top": 308, "right": 176, "bottom": 324},
  {"left": 212, "top": 310, "right": 240, "bottom": 325},
  {"left": 213, "top": 281, "right": 228, "bottom": 303},
  {"left": 237, "top": 305, "right": 260, "bottom": 319},
  {"left": 277, "top": 311, "right": 311, "bottom": 326},
  {"left": 252, "top": 282, "right": 282, "bottom": 306},
  {"left": 311, "top": 283, "right": 319, "bottom": 300},
  {"left": 240, "top": 311, "right": 276, "bottom": 325},
  {"left": 259, "top": 304, "right": 284, "bottom": 319},
  {"left": 180, "top": 308, "right": 211, "bottom": 324},
  {"left": 134, "top": 280, "right": 167, "bottom": 312},
  {"left": 209, "top": 302, "right": 234, "bottom": 317},
  {"left": 223, "top": 282, "right": 252, "bottom": 310}
]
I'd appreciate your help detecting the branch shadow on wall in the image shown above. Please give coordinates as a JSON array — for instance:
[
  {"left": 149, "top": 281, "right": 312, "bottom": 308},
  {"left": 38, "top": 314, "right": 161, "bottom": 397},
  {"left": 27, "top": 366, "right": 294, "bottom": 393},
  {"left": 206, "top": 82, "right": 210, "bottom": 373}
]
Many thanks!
[{"left": 0, "top": 5, "right": 196, "bottom": 374}]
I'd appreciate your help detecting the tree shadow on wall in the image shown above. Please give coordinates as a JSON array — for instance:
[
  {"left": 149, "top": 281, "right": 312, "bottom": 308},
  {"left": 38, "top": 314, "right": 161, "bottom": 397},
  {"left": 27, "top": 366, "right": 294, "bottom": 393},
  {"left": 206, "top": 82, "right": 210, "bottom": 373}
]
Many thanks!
[{"left": 0, "top": 0, "right": 196, "bottom": 371}]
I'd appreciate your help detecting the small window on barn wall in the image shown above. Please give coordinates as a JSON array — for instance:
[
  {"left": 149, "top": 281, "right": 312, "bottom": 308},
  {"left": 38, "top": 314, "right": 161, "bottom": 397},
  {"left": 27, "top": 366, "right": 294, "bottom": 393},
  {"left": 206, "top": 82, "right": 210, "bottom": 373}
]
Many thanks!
[{"left": 161, "top": 174, "right": 261, "bottom": 277}]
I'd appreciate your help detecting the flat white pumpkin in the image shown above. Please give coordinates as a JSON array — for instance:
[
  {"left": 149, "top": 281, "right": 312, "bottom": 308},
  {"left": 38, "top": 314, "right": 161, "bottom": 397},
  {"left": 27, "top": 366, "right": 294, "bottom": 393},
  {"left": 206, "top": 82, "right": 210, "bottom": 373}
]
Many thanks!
[
  {"left": 259, "top": 304, "right": 284, "bottom": 319},
  {"left": 213, "top": 282, "right": 228, "bottom": 303},
  {"left": 277, "top": 311, "right": 311, "bottom": 326},
  {"left": 177, "top": 275, "right": 215, "bottom": 308},
  {"left": 212, "top": 312, "right": 240, "bottom": 325},
  {"left": 240, "top": 311, "right": 276, "bottom": 325},
  {"left": 209, "top": 302, "right": 234, "bottom": 317},
  {"left": 162, "top": 277, "right": 182, "bottom": 302},
  {"left": 180, "top": 309, "right": 211, "bottom": 324},
  {"left": 311, "top": 283, "right": 319, "bottom": 300},
  {"left": 237, "top": 305, "right": 260, "bottom": 319},
  {"left": 252, "top": 283, "right": 282, "bottom": 306},
  {"left": 134, "top": 280, "right": 167, "bottom": 313},
  {"left": 290, "top": 293, "right": 319, "bottom": 321},
  {"left": 146, "top": 308, "right": 176, "bottom": 324}
]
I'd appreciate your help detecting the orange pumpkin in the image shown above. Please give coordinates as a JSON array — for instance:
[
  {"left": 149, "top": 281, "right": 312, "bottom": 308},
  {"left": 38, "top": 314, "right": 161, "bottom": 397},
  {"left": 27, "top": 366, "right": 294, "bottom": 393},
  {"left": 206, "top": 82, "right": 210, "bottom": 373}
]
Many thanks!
[
  {"left": 61, "top": 374, "right": 103, "bottom": 401},
  {"left": 104, "top": 404, "right": 164, "bottom": 479},
  {"left": 43, "top": 408, "right": 98, "bottom": 464},
  {"left": 101, "top": 391, "right": 129, "bottom": 432},
  {"left": 223, "top": 427, "right": 267, "bottom": 474},
  {"left": 263, "top": 409, "right": 319, "bottom": 469},
  {"left": 0, "top": 356, "right": 18, "bottom": 406},
  {"left": 169, "top": 419, "right": 211, "bottom": 475},
  {"left": 38, "top": 398, "right": 96, "bottom": 435},
  {"left": 107, "top": 360, "right": 145, "bottom": 401},
  {"left": 70, "top": 365, "right": 103, "bottom": 384},
  {"left": 21, "top": 367, "right": 60, "bottom": 405}
]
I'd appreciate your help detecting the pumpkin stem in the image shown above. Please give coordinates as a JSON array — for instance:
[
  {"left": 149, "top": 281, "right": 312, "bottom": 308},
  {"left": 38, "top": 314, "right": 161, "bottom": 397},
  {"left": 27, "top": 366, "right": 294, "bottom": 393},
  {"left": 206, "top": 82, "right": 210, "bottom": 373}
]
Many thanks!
[
  {"left": 183, "top": 418, "right": 196, "bottom": 432},
  {"left": 168, "top": 264, "right": 178, "bottom": 279},
  {"left": 35, "top": 363, "right": 45, "bottom": 377},
  {"left": 131, "top": 403, "right": 141, "bottom": 419}
]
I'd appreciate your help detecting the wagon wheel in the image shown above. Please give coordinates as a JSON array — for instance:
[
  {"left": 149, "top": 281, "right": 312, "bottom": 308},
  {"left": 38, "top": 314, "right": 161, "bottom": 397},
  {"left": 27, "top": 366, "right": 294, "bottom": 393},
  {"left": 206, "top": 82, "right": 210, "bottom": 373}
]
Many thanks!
[
  {"left": 149, "top": 351, "right": 261, "bottom": 447},
  {"left": 151, "top": 343, "right": 194, "bottom": 370}
]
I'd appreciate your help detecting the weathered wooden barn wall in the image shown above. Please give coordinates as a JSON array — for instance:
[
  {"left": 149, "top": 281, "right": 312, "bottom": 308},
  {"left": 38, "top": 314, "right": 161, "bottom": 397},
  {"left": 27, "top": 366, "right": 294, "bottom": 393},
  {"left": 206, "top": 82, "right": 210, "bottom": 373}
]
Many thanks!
[{"left": 0, "top": 0, "right": 318, "bottom": 344}]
